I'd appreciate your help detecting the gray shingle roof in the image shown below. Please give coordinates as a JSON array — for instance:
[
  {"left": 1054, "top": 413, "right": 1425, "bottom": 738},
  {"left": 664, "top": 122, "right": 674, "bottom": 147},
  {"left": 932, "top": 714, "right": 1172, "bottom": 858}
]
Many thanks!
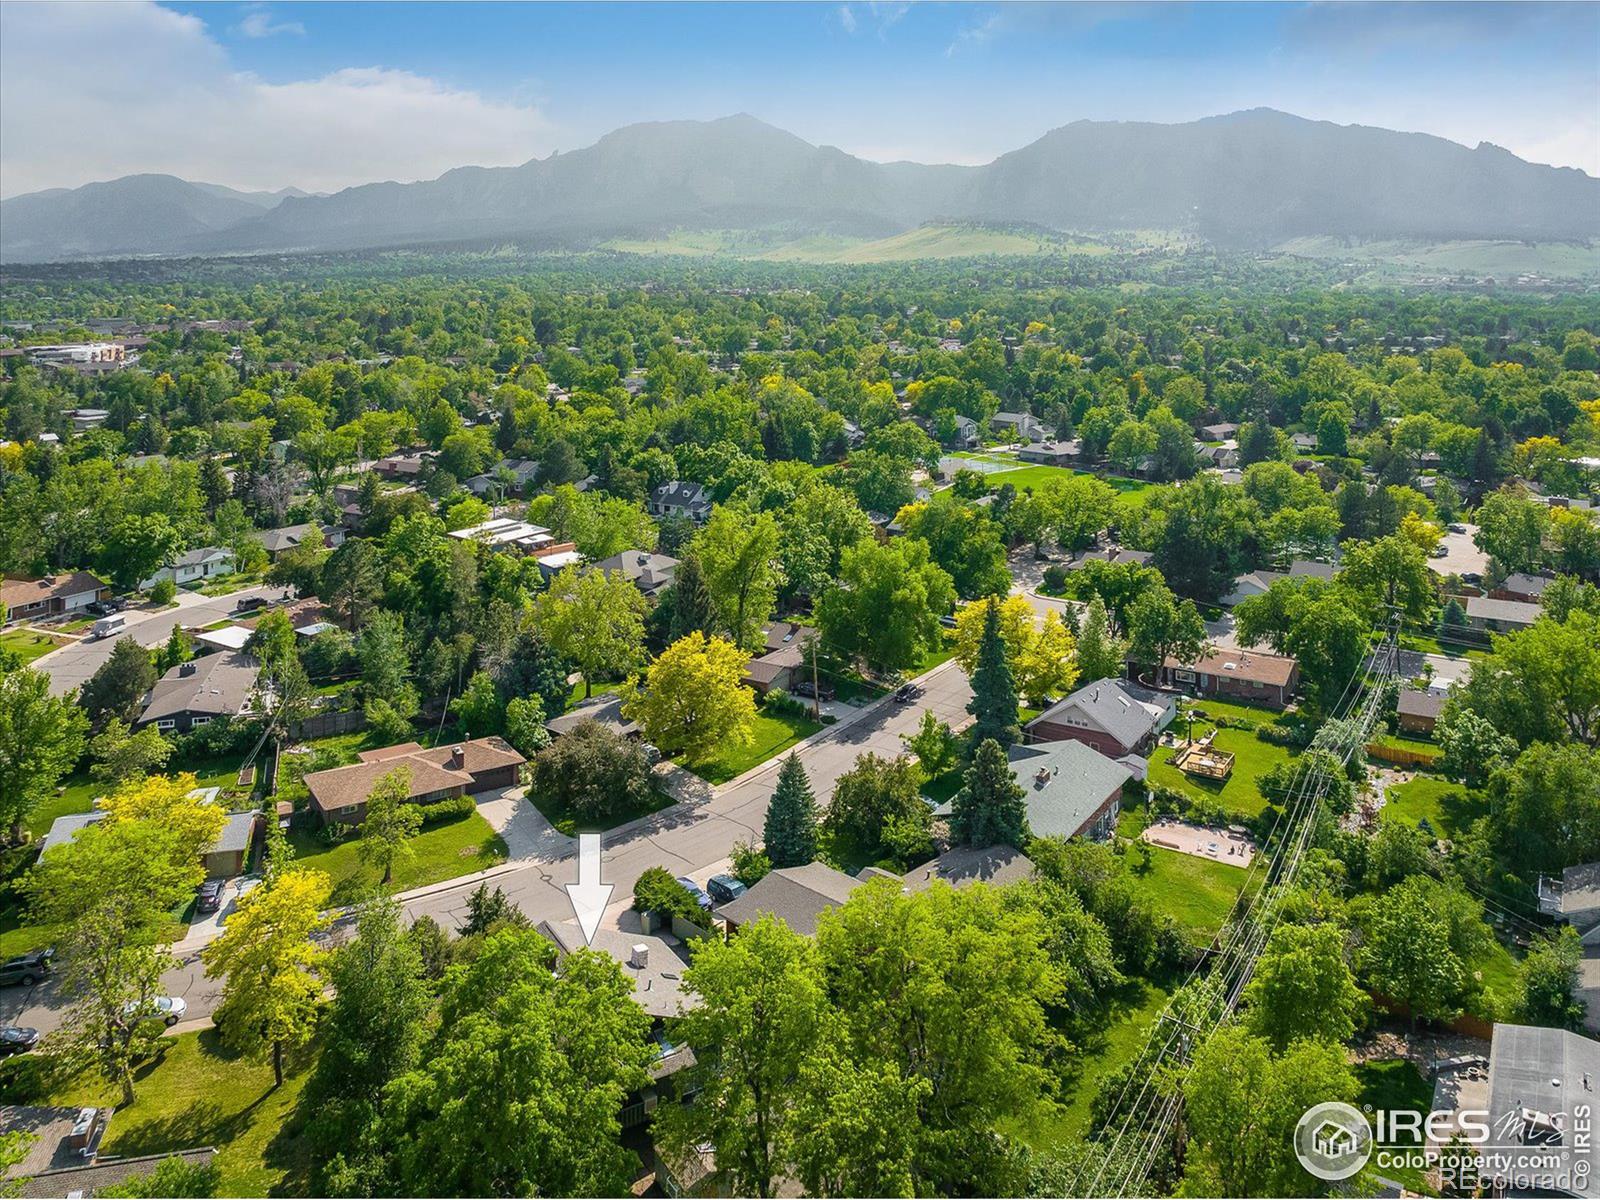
[
  {"left": 1484, "top": 1023, "right": 1600, "bottom": 1188},
  {"left": 902, "top": 845, "right": 1034, "bottom": 893},
  {"left": 138, "top": 650, "right": 260, "bottom": 725},
  {"left": 1466, "top": 595, "right": 1543, "bottom": 626},
  {"left": 1029, "top": 679, "right": 1173, "bottom": 751},
  {"left": 1003, "top": 742, "right": 1134, "bottom": 840},
  {"left": 714, "top": 862, "right": 865, "bottom": 937},
  {"left": 1397, "top": 688, "right": 1446, "bottom": 720}
]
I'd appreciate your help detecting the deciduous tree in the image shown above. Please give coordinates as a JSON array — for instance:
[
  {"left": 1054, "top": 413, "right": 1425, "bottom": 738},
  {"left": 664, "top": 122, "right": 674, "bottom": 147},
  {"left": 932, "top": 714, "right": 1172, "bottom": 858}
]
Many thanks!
[
  {"left": 360, "top": 766, "right": 422, "bottom": 886},
  {"left": 622, "top": 632, "right": 756, "bottom": 764},
  {"left": 0, "top": 668, "right": 88, "bottom": 842}
]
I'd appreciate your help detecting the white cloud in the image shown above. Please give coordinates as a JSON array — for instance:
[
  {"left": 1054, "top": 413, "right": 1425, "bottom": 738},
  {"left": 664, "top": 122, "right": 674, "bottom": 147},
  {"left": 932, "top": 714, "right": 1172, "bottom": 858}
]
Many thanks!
[
  {"left": 836, "top": 5, "right": 857, "bottom": 34},
  {"left": 238, "top": 9, "right": 305, "bottom": 38},
  {"left": 0, "top": 1, "right": 554, "bottom": 197}
]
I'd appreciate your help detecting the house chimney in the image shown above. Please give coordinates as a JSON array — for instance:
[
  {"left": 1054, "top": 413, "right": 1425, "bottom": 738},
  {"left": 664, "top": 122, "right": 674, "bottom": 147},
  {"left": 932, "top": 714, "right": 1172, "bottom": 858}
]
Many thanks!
[
  {"left": 451, "top": 745, "right": 465, "bottom": 766},
  {"left": 630, "top": 943, "right": 650, "bottom": 969},
  {"left": 179, "top": 662, "right": 196, "bottom": 676}
]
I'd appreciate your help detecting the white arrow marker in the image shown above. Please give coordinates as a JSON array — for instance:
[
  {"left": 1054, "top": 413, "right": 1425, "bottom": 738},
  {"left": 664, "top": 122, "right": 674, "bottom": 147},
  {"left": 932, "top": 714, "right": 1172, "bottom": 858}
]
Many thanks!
[{"left": 564, "top": 832, "right": 612, "bottom": 946}]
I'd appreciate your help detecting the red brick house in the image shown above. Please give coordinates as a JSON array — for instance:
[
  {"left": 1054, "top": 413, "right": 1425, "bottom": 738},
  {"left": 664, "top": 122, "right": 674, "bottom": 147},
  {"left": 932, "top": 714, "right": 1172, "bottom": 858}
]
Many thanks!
[{"left": 305, "top": 737, "right": 525, "bottom": 824}]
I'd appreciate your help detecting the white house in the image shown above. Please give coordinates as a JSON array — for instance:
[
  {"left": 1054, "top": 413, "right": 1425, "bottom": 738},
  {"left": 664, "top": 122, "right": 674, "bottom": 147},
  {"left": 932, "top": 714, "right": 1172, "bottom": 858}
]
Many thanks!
[{"left": 141, "top": 547, "right": 236, "bottom": 590}]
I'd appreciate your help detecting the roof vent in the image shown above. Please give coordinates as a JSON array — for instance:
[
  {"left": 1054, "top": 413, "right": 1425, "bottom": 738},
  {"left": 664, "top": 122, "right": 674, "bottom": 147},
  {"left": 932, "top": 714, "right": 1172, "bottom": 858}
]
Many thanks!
[{"left": 631, "top": 943, "right": 650, "bottom": 969}]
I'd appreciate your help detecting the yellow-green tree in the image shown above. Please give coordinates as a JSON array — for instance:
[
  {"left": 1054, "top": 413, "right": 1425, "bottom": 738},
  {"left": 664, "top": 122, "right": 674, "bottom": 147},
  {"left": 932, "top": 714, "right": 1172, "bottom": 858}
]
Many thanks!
[
  {"left": 203, "top": 866, "right": 332, "bottom": 1085},
  {"left": 953, "top": 596, "right": 1079, "bottom": 706},
  {"left": 99, "top": 772, "right": 229, "bottom": 864},
  {"left": 531, "top": 564, "right": 648, "bottom": 698},
  {"left": 623, "top": 633, "right": 756, "bottom": 764}
]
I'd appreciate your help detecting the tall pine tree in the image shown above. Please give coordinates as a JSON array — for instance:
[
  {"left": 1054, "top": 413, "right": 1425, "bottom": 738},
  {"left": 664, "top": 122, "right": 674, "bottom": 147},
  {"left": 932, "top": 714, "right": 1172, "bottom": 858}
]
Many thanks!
[
  {"left": 952, "top": 737, "right": 1028, "bottom": 849},
  {"left": 668, "top": 554, "right": 717, "bottom": 641},
  {"left": 966, "top": 597, "right": 1020, "bottom": 752},
  {"left": 763, "top": 753, "right": 819, "bottom": 868}
]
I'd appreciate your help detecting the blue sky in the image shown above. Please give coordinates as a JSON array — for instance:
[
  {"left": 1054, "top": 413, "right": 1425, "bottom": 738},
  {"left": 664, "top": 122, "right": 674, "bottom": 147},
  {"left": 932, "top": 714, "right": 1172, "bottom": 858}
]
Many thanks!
[{"left": 2, "top": 2, "right": 1595, "bottom": 196}]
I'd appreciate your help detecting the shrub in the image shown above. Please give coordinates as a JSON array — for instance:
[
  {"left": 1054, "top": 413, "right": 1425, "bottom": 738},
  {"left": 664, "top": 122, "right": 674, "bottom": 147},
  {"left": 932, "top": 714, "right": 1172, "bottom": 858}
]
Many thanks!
[
  {"left": 730, "top": 839, "right": 772, "bottom": 886},
  {"left": 415, "top": 795, "right": 476, "bottom": 826},
  {"left": 1042, "top": 564, "right": 1070, "bottom": 593},
  {"left": 633, "top": 865, "right": 701, "bottom": 922},
  {"left": 761, "top": 688, "right": 807, "bottom": 719},
  {"left": 149, "top": 579, "right": 177, "bottom": 605},
  {"left": 173, "top": 713, "right": 258, "bottom": 760}
]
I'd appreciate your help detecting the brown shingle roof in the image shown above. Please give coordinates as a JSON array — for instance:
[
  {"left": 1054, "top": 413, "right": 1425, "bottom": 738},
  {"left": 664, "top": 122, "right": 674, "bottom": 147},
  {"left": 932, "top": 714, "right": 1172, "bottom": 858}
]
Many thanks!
[
  {"left": 303, "top": 756, "right": 471, "bottom": 813},
  {"left": 1166, "top": 648, "right": 1298, "bottom": 688},
  {"left": 0, "top": 571, "right": 105, "bottom": 610}
]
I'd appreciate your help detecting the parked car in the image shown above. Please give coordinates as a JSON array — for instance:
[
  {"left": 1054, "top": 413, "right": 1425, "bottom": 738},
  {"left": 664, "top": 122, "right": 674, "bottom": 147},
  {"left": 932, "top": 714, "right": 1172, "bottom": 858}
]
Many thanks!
[
  {"left": 792, "top": 680, "right": 835, "bottom": 701},
  {"left": 675, "top": 876, "right": 714, "bottom": 911},
  {"left": 234, "top": 595, "right": 268, "bottom": 613},
  {"left": 894, "top": 684, "right": 921, "bottom": 703},
  {"left": 938, "top": 613, "right": 958, "bottom": 629},
  {"left": 0, "top": 948, "right": 55, "bottom": 987},
  {"left": 195, "top": 879, "right": 225, "bottom": 914},
  {"left": 640, "top": 742, "right": 662, "bottom": 765},
  {"left": 87, "top": 597, "right": 126, "bottom": 617},
  {"left": 0, "top": 1026, "right": 40, "bottom": 1057},
  {"left": 1462, "top": 572, "right": 1483, "bottom": 585},
  {"left": 1431, "top": 544, "right": 1449, "bottom": 558},
  {"left": 1447, "top": 523, "right": 1467, "bottom": 534},
  {"left": 123, "top": 996, "right": 187, "bottom": 1026},
  {"left": 706, "top": 874, "right": 747, "bottom": 904}
]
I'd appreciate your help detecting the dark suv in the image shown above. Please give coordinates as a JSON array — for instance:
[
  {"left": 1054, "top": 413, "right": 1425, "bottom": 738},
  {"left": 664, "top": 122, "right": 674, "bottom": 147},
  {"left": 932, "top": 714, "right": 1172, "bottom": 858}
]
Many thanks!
[
  {"left": 0, "top": 949, "right": 55, "bottom": 987},
  {"left": 235, "top": 595, "right": 269, "bottom": 613},
  {"left": 196, "top": 880, "right": 225, "bottom": 914}
]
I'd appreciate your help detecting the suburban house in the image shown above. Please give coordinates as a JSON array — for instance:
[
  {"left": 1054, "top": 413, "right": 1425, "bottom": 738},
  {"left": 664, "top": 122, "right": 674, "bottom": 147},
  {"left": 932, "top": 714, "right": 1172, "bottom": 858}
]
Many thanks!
[
  {"left": 716, "top": 862, "right": 880, "bottom": 937},
  {"left": 1219, "top": 559, "right": 1338, "bottom": 607},
  {"left": 1491, "top": 572, "right": 1556, "bottom": 604},
  {"left": 1197, "top": 442, "right": 1240, "bottom": 470},
  {"left": 259, "top": 523, "right": 344, "bottom": 560},
  {"left": 948, "top": 415, "right": 980, "bottom": 448},
  {"left": 0, "top": 572, "right": 110, "bottom": 623},
  {"left": 545, "top": 695, "right": 639, "bottom": 740},
  {"left": 1025, "top": 678, "right": 1176, "bottom": 757},
  {"left": 447, "top": 516, "right": 555, "bottom": 554},
  {"left": 936, "top": 741, "right": 1135, "bottom": 842},
  {"left": 1065, "top": 546, "right": 1153, "bottom": 572},
  {"left": 901, "top": 844, "right": 1035, "bottom": 894},
  {"left": 593, "top": 550, "right": 680, "bottom": 598},
  {"left": 141, "top": 546, "right": 235, "bottom": 590},
  {"left": 739, "top": 621, "right": 813, "bottom": 696},
  {"left": 1465, "top": 595, "right": 1542, "bottom": 633},
  {"left": 1199, "top": 422, "right": 1240, "bottom": 441},
  {"left": 463, "top": 457, "right": 541, "bottom": 497},
  {"left": 134, "top": 650, "right": 261, "bottom": 734},
  {"left": 1146, "top": 648, "right": 1300, "bottom": 709},
  {"left": 65, "top": 407, "right": 110, "bottom": 432},
  {"left": 373, "top": 450, "right": 430, "bottom": 479},
  {"left": 991, "top": 411, "right": 1046, "bottom": 442},
  {"left": 538, "top": 920, "right": 696, "bottom": 1020},
  {"left": 1017, "top": 439, "right": 1081, "bottom": 465},
  {"left": 648, "top": 481, "right": 712, "bottom": 523},
  {"left": 304, "top": 737, "right": 525, "bottom": 824},
  {"left": 1396, "top": 687, "right": 1447, "bottom": 736},
  {"left": 40, "top": 801, "right": 260, "bottom": 879},
  {"left": 1459, "top": 1024, "right": 1600, "bottom": 1191}
]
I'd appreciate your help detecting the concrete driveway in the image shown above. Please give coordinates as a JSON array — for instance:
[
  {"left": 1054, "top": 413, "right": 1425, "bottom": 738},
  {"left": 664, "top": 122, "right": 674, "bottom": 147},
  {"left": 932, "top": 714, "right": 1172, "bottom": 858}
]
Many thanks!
[
  {"left": 32, "top": 584, "right": 285, "bottom": 696},
  {"left": 1433, "top": 523, "right": 1488, "bottom": 580}
]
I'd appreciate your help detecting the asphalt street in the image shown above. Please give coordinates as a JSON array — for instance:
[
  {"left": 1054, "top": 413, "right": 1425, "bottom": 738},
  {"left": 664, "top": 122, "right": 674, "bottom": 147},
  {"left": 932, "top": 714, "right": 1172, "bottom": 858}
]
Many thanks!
[
  {"left": 2, "top": 659, "right": 974, "bottom": 1034},
  {"left": 32, "top": 584, "right": 285, "bottom": 697}
]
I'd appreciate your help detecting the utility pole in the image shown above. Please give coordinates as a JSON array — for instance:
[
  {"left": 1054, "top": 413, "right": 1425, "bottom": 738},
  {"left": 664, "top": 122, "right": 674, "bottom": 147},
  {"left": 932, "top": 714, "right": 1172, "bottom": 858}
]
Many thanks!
[{"left": 809, "top": 633, "right": 821, "bottom": 722}]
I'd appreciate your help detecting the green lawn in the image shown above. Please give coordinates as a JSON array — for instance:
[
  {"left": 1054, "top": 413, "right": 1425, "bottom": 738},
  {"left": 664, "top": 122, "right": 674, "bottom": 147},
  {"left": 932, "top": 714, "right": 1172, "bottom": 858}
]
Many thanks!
[
  {"left": 528, "top": 785, "right": 675, "bottom": 836},
  {"left": 919, "top": 767, "right": 963, "bottom": 807},
  {"left": 20, "top": 1028, "right": 316, "bottom": 1197},
  {"left": 0, "top": 628, "right": 67, "bottom": 665},
  {"left": 288, "top": 811, "right": 507, "bottom": 906},
  {"left": 1381, "top": 775, "right": 1486, "bottom": 840},
  {"left": 1147, "top": 703, "right": 1298, "bottom": 819},
  {"left": 1044, "top": 980, "right": 1171, "bottom": 1142},
  {"left": 683, "top": 710, "right": 822, "bottom": 785},
  {"left": 1470, "top": 937, "right": 1520, "bottom": 1021},
  {"left": 986, "top": 463, "right": 1156, "bottom": 507},
  {"left": 195, "top": 571, "right": 266, "bottom": 597},
  {"left": 1355, "top": 1059, "right": 1433, "bottom": 1193},
  {"left": 1124, "top": 843, "right": 1253, "bottom": 941},
  {"left": 564, "top": 678, "right": 622, "bottom": 709}
]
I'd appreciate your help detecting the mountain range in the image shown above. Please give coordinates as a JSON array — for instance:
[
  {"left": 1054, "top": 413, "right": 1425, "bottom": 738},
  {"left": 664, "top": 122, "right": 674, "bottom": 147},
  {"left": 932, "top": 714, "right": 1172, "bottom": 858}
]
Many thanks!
[{"left": 3, "top": 109, "right": 1595, "bottom": 263}]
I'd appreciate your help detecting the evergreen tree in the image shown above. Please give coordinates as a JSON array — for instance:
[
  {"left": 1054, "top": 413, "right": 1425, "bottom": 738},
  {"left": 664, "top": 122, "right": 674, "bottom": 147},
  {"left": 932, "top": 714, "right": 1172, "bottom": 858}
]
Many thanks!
[
  {"left": 952, "top": 738, "right": 1028, "bottom": 848},
  {"left": 1438, "top": 596, "right": 1467, "bottom": 633},
  {"left": 763, "top": 753, "right": 819, "bottom": 868},
  {"left": 668, "top": 553, "right": 716, "bottom": 640},
  {"left": 1076, "top": 595, "right": 1127, "bottom": 681},
  {"left": 966, "top": 598, "right": 1021, "bottom": 752}
]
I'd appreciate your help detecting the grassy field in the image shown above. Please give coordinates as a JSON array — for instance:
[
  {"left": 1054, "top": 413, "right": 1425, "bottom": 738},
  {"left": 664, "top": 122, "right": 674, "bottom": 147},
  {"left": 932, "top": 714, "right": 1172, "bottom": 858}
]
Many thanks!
[
  {"left": 683, "top": 709, "right": 822, "bottom": 784},
  {"left": 602, "top": 223, "right": 1116, "bottom": 264},
  {"left": 1046, "top": 980, "right": 1170, "bottom": 1141},
  {"left": 1380, "top": 775, "right": 1486, "bottom": 839},
  {"left": 1147, "top": 702, "right": 1298, "bottom": 819},
  {"left": 0, "top": 628, "right": 68, "bottom": 665},
  {"left": 1124, "top": 842, "right": 1252, "bottom": 941},
  {"left": 528, "top": 786, "right": 675, "bottom": 836},
  {"left": 288, "top": 812, "right": 507, "bottom": 906},
  {"left": 22, "top": 1029, "right": 316, "bottom": 1197},
  {"left": 987, "top": 463, "right": 1156, "bottom": 507},
  {"left": 1273, "top": 235, "right": 1600, "bottom": 280},
  {"left": 1355, "top": 1058, "right": 1433, "bottom": 1192}
]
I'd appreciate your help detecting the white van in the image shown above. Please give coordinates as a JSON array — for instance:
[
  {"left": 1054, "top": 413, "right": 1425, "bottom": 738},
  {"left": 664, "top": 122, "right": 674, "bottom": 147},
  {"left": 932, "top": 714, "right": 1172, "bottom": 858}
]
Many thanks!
[{"left": 89, "top": 613, "right": 127, "bottom": 640}]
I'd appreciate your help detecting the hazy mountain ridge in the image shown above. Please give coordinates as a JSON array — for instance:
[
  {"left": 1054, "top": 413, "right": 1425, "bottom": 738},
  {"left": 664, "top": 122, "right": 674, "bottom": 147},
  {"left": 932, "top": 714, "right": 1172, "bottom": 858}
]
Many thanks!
[{"left": 4, "top": 110, "right": 1595, "bottom": 262}]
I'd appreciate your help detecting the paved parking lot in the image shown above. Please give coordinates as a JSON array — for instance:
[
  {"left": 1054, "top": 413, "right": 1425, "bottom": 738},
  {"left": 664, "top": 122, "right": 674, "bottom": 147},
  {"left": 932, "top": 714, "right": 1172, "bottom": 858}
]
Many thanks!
[{"left": 1143, "top": 819, "right": 1256, "bottom": 867}]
